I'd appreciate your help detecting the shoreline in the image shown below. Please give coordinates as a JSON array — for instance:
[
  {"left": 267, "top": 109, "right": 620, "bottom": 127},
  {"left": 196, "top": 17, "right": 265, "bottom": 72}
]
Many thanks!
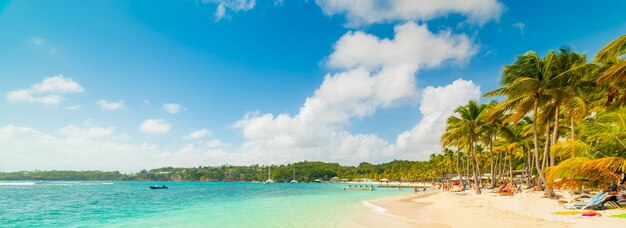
[{"left": 363, "top": 190, "right": 625, "bottom": 227}]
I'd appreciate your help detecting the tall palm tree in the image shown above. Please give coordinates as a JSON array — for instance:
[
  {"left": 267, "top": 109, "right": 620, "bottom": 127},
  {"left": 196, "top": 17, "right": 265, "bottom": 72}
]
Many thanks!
[
  {"left": 485, "top": 51, "right": 559, "bottom": 190},
  {"left": 595, "top": 34, "right": 626, "bottom": 84},
  {"left": 547, "top": 48, "right": 589, "bottom": 165},
  {"left": 548, "top": 107, "right": 626, "bottom": 188},
  {"left": 445, "top": 100, "right": 487, "bottom": 194},
  {"left": 595, "top": 35, "right": 626, "bottom": 108},
  {"left": 482, "top": 101, "right": 506, "bottom": 188}
]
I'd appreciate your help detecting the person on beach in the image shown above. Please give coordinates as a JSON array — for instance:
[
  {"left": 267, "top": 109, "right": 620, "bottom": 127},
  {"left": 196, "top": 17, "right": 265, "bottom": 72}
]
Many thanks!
[
  {"left": 498, "top": 181, "right": 510, "bottom": 193},
  {"left": 598, "top": 182, "right": 621, "bottom": 208}
]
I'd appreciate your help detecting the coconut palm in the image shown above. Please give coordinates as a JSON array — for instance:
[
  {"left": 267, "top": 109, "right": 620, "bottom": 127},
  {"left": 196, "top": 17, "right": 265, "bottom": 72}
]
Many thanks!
[
  {"left": 484, "top": 51, "right": 560, "bottom": 189},
  {"left": 481, "top": 101, "right": 508, "bottom": 188},
  {"left": 444, "top": 100, "right": 487, "bottom": 194},
  {"left": 595, "top": 34, "right": 626, "bottom": 84}
]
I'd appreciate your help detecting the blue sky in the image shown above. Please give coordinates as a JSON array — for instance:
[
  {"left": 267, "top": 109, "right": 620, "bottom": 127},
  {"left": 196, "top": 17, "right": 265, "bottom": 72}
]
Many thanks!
[{"left": 1, "top": 0, "right": 625, "bottom": 172}]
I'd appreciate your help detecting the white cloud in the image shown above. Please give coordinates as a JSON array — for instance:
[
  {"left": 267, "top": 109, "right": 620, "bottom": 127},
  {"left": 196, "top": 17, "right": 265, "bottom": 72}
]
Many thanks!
[
  {"left": 232, "top": 22, "right": 478, "bottom": 165},
  {"left": 393, "top": 79, "right": 481, "bottom": 159},
  {"left": 96, "top": 99, "right": 126, "bottom": 111},
  {"left": 0, "top": 125, "right": 230, "bottom": 172},
  {"left": 58, "top": 120, "right": 115, "bottom": 140},
  {"left": 162, "top": 103, "right": 184, "bottom": 114},
  {"left": 203, "top": 0, "right": 256, "bottom": 21},
  {"left": 29, "top": 37, "right": 58, "bottom": 56},
  {"left": 140, "top": 119, "right": 171, "bottom": 134},
  {"left": 31, "top": 37, "right": 45, "bottom": 46},
  {"left": 185, "top": 128, "right": 211, "bottom": 140},
  {"left": 512, "top": 22, "right": 526, "bottom": 35},
  {"left": 215, "top": 3, "right": 227, "bottom": 20},
  {"left": 315, "top": 0, "right": 504, "bottom": 27},
  {"left": 5, "top": 75, "right": 84, "bottom": 106},
  {"left": 65, "top": 105, "right": 81, "bottom": 111}
]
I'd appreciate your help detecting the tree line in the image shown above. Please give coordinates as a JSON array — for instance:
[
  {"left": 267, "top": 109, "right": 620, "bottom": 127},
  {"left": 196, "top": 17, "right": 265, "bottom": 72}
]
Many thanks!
[
  {"left": 436, "top": 34, "right": 626, "bottom": 196},
  {"left": 0, "top": 160, "right": 436, "bottom": 182}
]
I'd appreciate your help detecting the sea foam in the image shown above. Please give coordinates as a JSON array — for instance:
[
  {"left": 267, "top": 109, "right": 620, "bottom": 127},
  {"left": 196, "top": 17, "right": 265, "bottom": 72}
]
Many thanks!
[
  {"left": 0, "top": 182, "right": 36, "bottom": 186},
  {"left": 362, "top": 200, "right": 386, "bottom": 215}
]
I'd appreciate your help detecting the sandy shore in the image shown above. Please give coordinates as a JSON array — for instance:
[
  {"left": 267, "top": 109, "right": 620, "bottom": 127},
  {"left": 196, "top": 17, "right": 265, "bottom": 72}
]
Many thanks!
[{"left": 361, "top": 190, "right": 626, "bottom": 227}]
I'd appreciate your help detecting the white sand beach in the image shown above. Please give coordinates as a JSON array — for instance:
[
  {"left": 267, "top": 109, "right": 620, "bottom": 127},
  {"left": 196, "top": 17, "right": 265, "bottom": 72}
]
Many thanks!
[{"left": 360, "top": 191, "right": 626, "bottom": 227}]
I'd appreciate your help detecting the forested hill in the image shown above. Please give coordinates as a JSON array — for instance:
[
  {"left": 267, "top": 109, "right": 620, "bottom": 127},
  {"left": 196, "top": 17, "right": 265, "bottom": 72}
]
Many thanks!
[{"left": 0, "top": 160, "right": 436, "bottom": 182}]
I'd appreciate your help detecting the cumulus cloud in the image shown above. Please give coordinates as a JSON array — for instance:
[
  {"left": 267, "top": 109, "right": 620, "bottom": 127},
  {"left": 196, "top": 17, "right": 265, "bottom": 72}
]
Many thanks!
[
  {"left": 96, "top": 99, "right": 126, "bottom": 111},
  {"left": 140, "top": 119, "right": 171, "bottom": 134},
  {"left": 232, "top": 22, "right": 478, "bottom": 164},
  {"left": 512, "top": 22, "right": 526, "bottom": 35},
  {"left": 185, "top": 128, "right": 211, "bottom": 140},
  {"left": 202, "top": 0, "right": 256, "bottom": 21},
  {"left": 162, "top": 103, "right": 184, "bottom": 114},
  {"left": 58, "top": 120, "right": 115, "bottom": 140},
  {"left": 5, "top": 75, "right": 84, "bottom": 106},
  {"left": 0, "top": 125, "right": 231, "bottom": 172},
  {"left": 393, "top": 79, "right": 481, "bottom": 159},
  {"left": 315, "top": 0, "right": 504, "bottom": 27}
]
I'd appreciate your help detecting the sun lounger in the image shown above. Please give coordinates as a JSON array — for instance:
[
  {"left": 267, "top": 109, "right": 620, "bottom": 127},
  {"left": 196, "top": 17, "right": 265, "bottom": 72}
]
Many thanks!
[{"left": 563, "top": 192, "right": 608, "bottom": 210}]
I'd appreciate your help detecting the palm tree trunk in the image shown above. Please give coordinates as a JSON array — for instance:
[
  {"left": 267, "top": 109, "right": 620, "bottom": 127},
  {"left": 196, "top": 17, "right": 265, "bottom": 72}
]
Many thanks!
[
  {"left": 469, "top": 135, "right": 481, "bottom": 194},
  {"left": 465, "top": 152, "right": 470, "bottom": 189},
  {"left": 508, "top": 150, "right": 513, "bottom": 182},
  {"left": 532, "top": 99, "right": 547, "bottom": 188},
  {"left": 550, "top": 105, "right": 559, "bottom": 167},
  {"left": 570, "top": 116, "right": 575, "bottom": 140},
  {"left": 490, "top": 136, "right": 495, "bottom": 188},
  {"left": 455, "top": 149, "right": 461, "bottom": 180},
  {"left": 499, "top": 151, "right": 505, "bottom": 181},
  {"left": 542, "top": 123, "right": 550, "bottom": 170},
  {"left": 524, "top": 147, "right": 533, "bottom": 186}
]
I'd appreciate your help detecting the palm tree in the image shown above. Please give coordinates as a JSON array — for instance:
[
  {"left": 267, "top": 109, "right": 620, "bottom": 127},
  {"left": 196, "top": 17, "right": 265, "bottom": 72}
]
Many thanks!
[
  {"left": 595, "top": 35, "right": 626, "bottom": 108},
  {"left": 445, "top": 100, "right": 487, "bottom": 194},
  {"left": 548, "top": 107, "right": 626, "bottom": 188},
  {"left": 482, "top": 101, "right": 507, "bottom": 188},
  {"left": 495, "top": 123, "right": 526, "bottom": 182},
  {"left": 485, "top": 51, "right": 559, "bottom": 190},
  {"left": 595, "top": 35, "right": 626, "bottom": 84}
]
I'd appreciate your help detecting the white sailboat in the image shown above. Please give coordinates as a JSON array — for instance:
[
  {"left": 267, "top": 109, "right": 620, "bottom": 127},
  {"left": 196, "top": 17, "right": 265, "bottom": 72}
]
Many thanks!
[
  {"left": 264, "top": 167, "right": 274, "bottom": 184},
  {"left": 290, "top": 166, "right": 298, "bottom": 183}
]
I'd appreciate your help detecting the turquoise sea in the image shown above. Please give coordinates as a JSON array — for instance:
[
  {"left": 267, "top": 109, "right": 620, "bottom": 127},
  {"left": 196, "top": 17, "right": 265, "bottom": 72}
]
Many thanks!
[{"left": 0, "top": 181, "right": 415, "bottom": 227}]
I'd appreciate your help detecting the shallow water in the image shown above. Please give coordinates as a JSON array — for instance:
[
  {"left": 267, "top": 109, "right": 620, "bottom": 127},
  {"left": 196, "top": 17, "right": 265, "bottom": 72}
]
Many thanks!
[{"left": 0, "top": 181, "right": 414, "bottom": 227}]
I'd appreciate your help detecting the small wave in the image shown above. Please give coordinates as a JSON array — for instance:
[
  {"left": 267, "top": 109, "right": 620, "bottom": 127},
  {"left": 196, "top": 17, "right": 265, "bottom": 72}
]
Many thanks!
[
  {"left": 0, "top": 182, "right": 36, "bottom": 186},
  {"left": 361, "top": 200, "right": 386, "bottom": 215}
]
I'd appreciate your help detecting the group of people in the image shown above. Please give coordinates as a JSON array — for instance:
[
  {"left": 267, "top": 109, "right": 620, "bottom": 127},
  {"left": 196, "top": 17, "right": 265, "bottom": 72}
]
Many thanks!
[
  {"left": 436, "top": 179, "right": 525, "bottom": 194},
  {"left": 439, "top": 181, "right": 467, "bottom": 192},
  {"left": 343, "top": 185, "right": 375, "bottom": 191}
]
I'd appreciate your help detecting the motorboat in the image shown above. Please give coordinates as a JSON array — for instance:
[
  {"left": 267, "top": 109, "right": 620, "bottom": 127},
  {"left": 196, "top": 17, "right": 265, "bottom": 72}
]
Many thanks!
[{"left": 150, "top": 185, "right": 168, "bottom": 189}]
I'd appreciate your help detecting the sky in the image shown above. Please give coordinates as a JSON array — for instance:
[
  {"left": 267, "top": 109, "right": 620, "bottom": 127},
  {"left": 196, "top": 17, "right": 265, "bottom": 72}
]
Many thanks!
[{"left": 1, "top": 0, "right": 625, "bottom": 172}]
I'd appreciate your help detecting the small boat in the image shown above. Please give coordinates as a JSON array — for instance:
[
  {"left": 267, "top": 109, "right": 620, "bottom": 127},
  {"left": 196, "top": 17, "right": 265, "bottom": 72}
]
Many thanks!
[
  {"left": 150, "top": 185, "right": 168, "bottom": 189},
  {"left": 290, "top": 166, "right": 298, "bottom": 183},
  {"left": 264, "top": 167, "right": 274, "bottom": 184}
]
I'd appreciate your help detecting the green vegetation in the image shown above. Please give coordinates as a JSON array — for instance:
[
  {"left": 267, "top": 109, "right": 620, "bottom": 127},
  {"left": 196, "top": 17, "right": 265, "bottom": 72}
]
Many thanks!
[
  {"left": 3, "top": 35, "right": 625, "bottom": 190},
  {"left": 0, "top": 170, "right": 125, "bottom": 181},
  {"left": 0, "top": 160, "right": 435, "bottom": 182},
  {"left": 436, "top": 34, "right": 626, "bottom": 195}
]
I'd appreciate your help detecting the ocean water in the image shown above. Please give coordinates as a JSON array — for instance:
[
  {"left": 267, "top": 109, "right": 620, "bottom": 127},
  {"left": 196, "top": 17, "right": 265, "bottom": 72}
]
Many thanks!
[{"left": 0, "top": 181, "right": 415, "bottom": 227}]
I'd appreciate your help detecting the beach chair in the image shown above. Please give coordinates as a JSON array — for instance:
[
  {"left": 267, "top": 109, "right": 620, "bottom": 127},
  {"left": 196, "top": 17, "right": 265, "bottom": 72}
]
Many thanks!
[{"left": 563, "top": 192, "right": 608, "bottom": 210}]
